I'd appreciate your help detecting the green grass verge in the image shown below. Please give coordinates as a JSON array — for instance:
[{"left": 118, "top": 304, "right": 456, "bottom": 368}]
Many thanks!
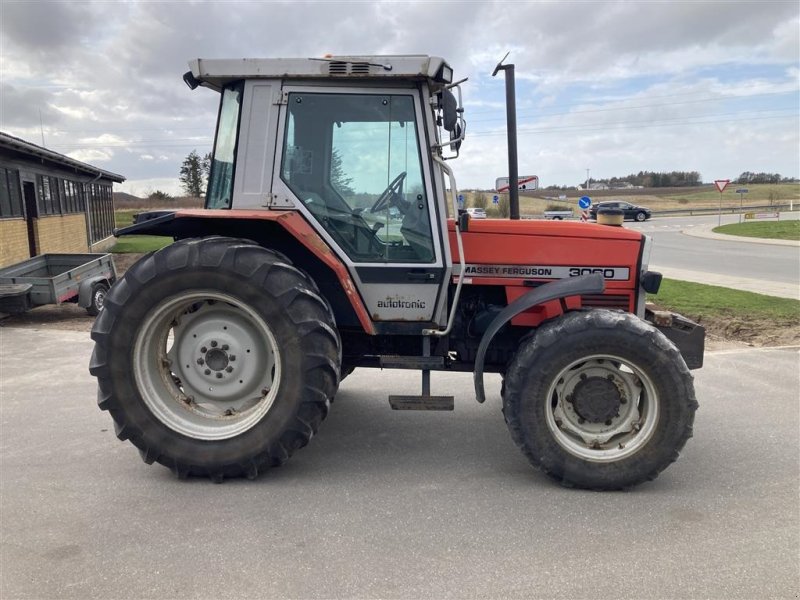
[
  {"left": 110, "top": 236, "right": 172, "bottom": 253},
  {"left": 111, "top": 209, "right": 172, "bottom": 253},
  {"left": 649, "top": 278, "right": 800, "bottom": 323},
  {"left": 712, "top": 220, "right": 800, "bottom": 241}
]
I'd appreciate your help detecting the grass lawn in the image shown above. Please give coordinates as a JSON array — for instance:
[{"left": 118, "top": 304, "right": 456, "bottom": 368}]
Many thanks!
[
  {"left": 111, "top": 209, "right": 172, "bottom": 253},
  {"left": 111, "top": 235, "right": 172, "bottom": 253},
  {"left": 712, "top": 220, "right": 800, "bottom": 241},
  {"left": 649, "top": 278, "right": 800, "bottom": 323}
]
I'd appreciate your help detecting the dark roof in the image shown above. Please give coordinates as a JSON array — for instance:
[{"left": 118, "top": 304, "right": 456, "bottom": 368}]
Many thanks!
[{"left": 0, "top": 131, "right": 125, "bottom": 183}]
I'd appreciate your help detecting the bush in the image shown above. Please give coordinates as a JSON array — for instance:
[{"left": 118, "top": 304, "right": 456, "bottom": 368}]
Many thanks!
[
  {"left": 497, "top": 195, "right": 510, "bottom": 218},
  {"left": 472, "top": 192, "right": 488, "bottom": 209},
  {"left": 148, "top": 190, "right": 173, "bottom": 202}
]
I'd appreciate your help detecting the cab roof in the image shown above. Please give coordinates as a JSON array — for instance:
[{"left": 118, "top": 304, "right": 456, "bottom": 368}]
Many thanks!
[{"left": 185, "top": 55, "right": 453, "bottom": 91}]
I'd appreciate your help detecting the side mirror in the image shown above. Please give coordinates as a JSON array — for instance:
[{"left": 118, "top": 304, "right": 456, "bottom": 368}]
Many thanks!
[
  {"left": 450, "top": 123, "right": 462, "bottom": 152},
  {"left": 440, "top": 89, "right": 458, "bottom": 132}
]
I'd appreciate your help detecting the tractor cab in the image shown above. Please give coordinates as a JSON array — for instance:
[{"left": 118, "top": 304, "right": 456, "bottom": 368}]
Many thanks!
[{"left": 185, "top": 56, "right": 465, "bottom": 324}]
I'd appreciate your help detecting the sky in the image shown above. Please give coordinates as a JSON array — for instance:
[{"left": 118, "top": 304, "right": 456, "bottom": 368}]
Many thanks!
[{"left": 1, "top": 0, "right": 798, "bottom": 197}]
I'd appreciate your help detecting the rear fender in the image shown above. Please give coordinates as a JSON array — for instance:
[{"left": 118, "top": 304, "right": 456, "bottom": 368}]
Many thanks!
[
  {"left": 473, "top": 274, "right": 605, "bottom": 403},
  {"left": 116, "top": 209, "right": 376, "bottom": 334}
]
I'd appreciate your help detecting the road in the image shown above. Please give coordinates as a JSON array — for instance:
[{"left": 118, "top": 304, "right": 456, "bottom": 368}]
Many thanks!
[
  {"left": 626, "top": 213, "right": 800, "bottom": 298},
  {"left": 1, "top": 328, "right": 798, "bottom": 599}
]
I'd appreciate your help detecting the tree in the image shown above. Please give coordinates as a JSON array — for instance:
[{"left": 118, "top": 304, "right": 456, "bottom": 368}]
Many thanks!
[
  {"left": 330, "top": 148, "right": 355, "bottom": 196},
  {"left": 180, "top": 150, "right": 208, "bottom": 197}
]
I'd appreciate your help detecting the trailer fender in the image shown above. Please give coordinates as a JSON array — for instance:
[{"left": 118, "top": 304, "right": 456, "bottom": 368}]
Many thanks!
[
  {"left": 473, "top": 273, "right": 605, "bottom": 403},
  {"left": 78, "top": 276, "right": 113, "bottom": 309}
]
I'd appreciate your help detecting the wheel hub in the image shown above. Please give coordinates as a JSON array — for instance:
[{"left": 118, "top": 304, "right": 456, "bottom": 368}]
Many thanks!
[
  {"left": 572, "top": 377, "right": 621, "bottom": 423},
  {"left": 204, "top": 347, "right": 230, "bottom": 372}
]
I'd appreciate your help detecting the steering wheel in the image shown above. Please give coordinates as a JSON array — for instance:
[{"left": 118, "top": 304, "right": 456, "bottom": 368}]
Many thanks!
[{"left": 370, "top": 172, "right": 407, "bottom": 213}]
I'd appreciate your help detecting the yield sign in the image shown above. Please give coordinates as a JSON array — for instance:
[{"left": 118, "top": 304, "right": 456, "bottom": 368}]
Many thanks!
[{"left": 714, "top": 179, "right": 730, "bottom": 193}]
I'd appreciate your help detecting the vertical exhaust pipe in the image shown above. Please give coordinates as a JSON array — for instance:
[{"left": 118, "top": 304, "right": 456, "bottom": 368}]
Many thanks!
[{"left": 492, "top": 54, "right": 520, "bottom": 220}]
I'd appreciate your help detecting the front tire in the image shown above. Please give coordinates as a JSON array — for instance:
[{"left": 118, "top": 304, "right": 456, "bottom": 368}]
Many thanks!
[
  {"left": 90, "top": 237, "right": 341, "bottom": 481},
  {"left": 503, "top": 310, "right": 697, "bottom": 490},
  {"left": 635, "top": 211, "right": 647, "bottom": 222}
]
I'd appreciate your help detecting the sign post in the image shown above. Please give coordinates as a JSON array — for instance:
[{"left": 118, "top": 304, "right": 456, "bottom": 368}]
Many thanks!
[
  {"left": 578, "top": 196, "right": 592, "bottom": 222},
  {"left": 714, "top": 179, "right": 730, "bottom": 226},
  {"left": 735, "top": 188, "right": 748, "bottom": 223}
]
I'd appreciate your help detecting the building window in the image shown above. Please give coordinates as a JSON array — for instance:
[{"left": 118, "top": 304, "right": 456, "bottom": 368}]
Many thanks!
[
  {"left": 36, "top": 175, "right": 64, "bottom": 215},
  {"left": 0, "top": 168, "right": 24, "bottom": 218},
  {"left": 87, "top": 182, "right": 115, "bottom": 244}
]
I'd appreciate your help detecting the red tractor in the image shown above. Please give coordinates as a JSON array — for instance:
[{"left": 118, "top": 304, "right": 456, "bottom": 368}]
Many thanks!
[{"left": 90, "top": 55, "right": 703, "bottom": 489}]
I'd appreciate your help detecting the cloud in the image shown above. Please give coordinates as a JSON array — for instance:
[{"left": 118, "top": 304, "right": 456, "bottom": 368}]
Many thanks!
[{"left": 1, "top": 0, "right": 796, "bottom": 194}]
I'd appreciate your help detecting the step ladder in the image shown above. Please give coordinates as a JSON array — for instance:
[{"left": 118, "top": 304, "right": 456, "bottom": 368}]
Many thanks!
[{"left": 383, "top": 337, "right": 455, "bottom": 410}]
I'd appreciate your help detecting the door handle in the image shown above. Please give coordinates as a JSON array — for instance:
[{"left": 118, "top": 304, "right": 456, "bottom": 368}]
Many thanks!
[{"left": 406, "top": 271, "right": 436, "bottom": 281}]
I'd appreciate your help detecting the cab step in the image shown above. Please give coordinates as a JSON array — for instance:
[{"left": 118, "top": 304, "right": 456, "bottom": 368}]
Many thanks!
[
  {"left": 379, "top": 355, "right": 444, "bottom": 370},
  {"left": 388, "top": 395, "right": 455, "bottom": 411}
]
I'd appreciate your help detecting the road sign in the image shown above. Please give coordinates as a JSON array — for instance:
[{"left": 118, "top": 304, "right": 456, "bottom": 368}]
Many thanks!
[
  {"left": 578, "top": 196, "right": 592, "bottom": 209},
  {"left": 736, "top": 188, "right": 748, "bottom": 194},
  {"left": 495, "top": 175, "right": 539, "bottom": 192},
  {"left": 714, "top": 179, "right": 730, "bottom": 193},
  {"left": 457, "top": 194, "right": 464, "bottom": 207},
  {"left": 492, "top": 195, "right": 499, "bottom": 205}
]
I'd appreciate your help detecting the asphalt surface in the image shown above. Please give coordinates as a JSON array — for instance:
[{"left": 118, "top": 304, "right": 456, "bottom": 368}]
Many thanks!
[{"left": 1, "top": 328, "right": 798, "bottom": 599}]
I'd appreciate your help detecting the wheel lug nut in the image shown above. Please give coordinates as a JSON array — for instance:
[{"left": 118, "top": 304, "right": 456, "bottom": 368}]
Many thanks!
[
  {"left": 229, "top": 355, "right": 236, "bottom": 361},
  {"left": 620, "top": 398, "right": 627, "bottom": 404},
  {"left": 210, "top": 341, "right": 218, "bottom": 348},
  {"left": 222, "top": 344, "right": 229, "bottom": 351},
  {"left": 201, "top": 346, "right": 208, "bottom": 353},
  {"left": 578, "top": 417, "right": 585, "bottom": 424},
  {"left": 197, "top": 358, "right": 204, "bottom": 365},
  {"left": 215, "top": 372, "right": 223, "bottom": 379},
  {"left": 204, "top": 369, "right": 211, "bottom": 375},
  {"left": 605, "top": 419, "right": 613, "bottom": 426},
  {"left": 579, "top": 374, "right": 587, "bottom": 380},
  {"left": 225, "top": 366, "right": 233, "bottom": 373}
]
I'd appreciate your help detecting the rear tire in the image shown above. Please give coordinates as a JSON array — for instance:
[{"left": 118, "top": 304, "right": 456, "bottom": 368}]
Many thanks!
[
  {"left": 90, "top": 237, "right": 341, "bottom": 481},
  {"left": 635, "top": 211, "right": 647, "bottom": 222},
  {"left": 503, "top": 310, "right": 697, "bottom": 490}
]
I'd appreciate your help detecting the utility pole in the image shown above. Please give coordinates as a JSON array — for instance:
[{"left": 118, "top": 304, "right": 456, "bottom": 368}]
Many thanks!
[{"left": 585, "top": 169, "right": 590, "bottom": 191}]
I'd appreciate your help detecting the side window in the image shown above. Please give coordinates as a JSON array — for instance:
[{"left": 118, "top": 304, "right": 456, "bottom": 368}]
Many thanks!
[
  {"left": 206, "top": 82, "right": 244, "bottom": 209},
  {"left": 281, "top": 93, "right": 434, "bottom": 263}
]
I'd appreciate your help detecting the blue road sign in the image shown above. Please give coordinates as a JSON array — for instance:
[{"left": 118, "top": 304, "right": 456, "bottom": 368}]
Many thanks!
[
  {"left": 736, "top": 188, "right": 749, "bottom": 194},
  {"left": 493, "top": 195, "right": 499, "bottom": 205},
  {"left": 578, "top": 196, "right": 592, "bottom": 209}
]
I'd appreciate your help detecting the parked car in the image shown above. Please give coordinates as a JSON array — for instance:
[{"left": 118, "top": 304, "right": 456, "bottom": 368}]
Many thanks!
[
  {"left": 589, "top": 201, "right": 651, "bottom": 222},
  {"left": 466, "top": 207, "right": 487, "bottom": 219}
]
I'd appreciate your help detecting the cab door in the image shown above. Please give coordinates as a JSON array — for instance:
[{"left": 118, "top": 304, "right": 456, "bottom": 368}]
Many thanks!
[{"left": 272, "top": 88, "right": 446, "bottom": 324}]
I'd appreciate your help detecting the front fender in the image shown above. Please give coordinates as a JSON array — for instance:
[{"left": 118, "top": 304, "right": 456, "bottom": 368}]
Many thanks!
[{"left": 473, "top": 273, "right": 605, "bottom": 403}]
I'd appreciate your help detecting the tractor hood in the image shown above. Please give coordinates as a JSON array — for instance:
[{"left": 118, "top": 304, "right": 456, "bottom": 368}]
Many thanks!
[{"left": 448, "top": 219, "right": 646, "bottom": 288}]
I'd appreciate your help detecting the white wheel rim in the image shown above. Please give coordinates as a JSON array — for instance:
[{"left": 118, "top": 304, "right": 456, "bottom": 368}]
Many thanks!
[
  {"left": 133, "top": 291, "right": 281, "bottom": 440},
  {"left": 544, "top": 354, "right": 659, "bottom": 462}
]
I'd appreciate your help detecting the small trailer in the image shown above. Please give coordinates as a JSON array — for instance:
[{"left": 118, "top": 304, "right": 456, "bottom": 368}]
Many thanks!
[
  {"left": 543, "top": 209, "right": 574, "bottom": 220},
  {"left": 0, "top": 254, "right": 116, "bottom": 316}
]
